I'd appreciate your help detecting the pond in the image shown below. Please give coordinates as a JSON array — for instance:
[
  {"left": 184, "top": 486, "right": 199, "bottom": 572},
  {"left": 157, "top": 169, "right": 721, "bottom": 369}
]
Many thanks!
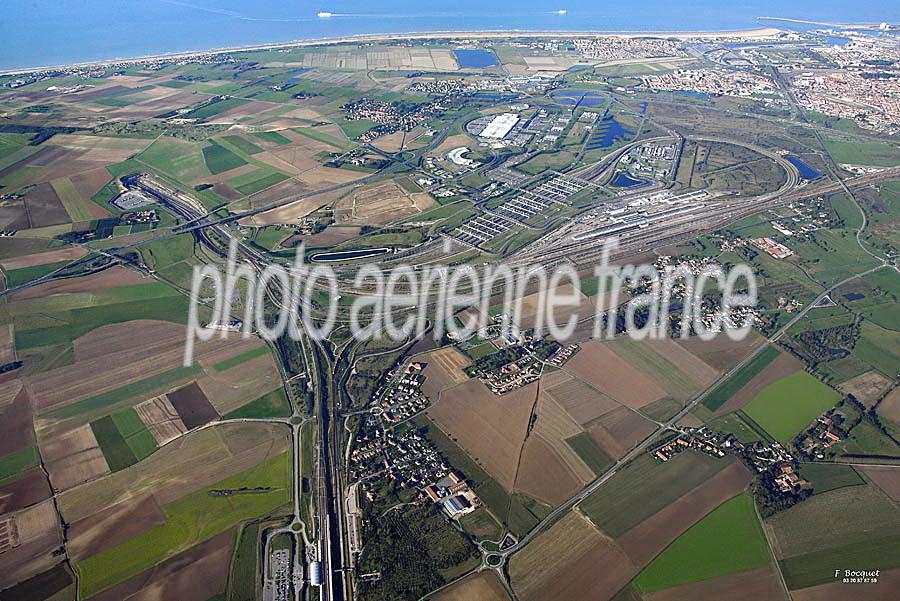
[
  {"left": 552, "top": 89, "right": 606, "bottom": 107},
  {"left": 309, "top": 248, "right": 390, "bottom": 262},
  {"left": 453, "top": 49, "right": 497, "bottom": 68},
  {"left": 587, "top": 115, "right": 634, "bottom": 151},
  {"left": 786, "top": 155, "right": 823, "bottom": 180},
  {"left": 610, "top": 172, "right": 643, "bottom": 188}
]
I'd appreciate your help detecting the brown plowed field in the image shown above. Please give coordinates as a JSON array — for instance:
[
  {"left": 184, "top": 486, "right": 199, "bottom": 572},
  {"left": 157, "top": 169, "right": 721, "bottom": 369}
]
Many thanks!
[
  {"left": 715, "top": 351, "right": 803, "bottom": 415},
  {"left": 645, "top": 566, "right": 785, "bottom": 601},
  {"left": 791, "top": 566, "right": 900, "bottom": 601},
  {"left": 509, "top": 511, "right": 638, "bottom": 601},
  {"left": 167, "top": 382, "right": 219, "bottom": 429},
  {"left": 0, "top": 471, "right": 51, "bottom": 514},
  {"left": 0, "top": 246, "right": 87, "bottom": 270},
  {"left": 0, "top": 384, "right": 35, "bottom": 457},
  {"left": 334, "top": 180, "right": 434, "bottom": 225},
  {"left": 23, "top": 183, "right": 70, "bottom": 228},
  {"left": 29, "top": 321, "right": 257, "bottom": 416},
  {"left": 425, "top": 379, "right": 537, "bottom": 490},
  {"left": 878, "top": 387, "right": 900, "bottom": 424},
  {"left": 40, "top": 423, "right": 99, "bottom": 463},
  {"left": 544, "top": 372, "right": 621, "bottom": 425},
  {"left": 245, "top": 185, "right": 345, "bottom": 226},
  {"left": 196, "top": 353, "right": 281, "bottom": 415},
  {"left": 432, "top": 571, "right": 511, "bottom": 601},
  {"left": 515, "top": 434, "right": 583, "bottom": 507},
  {"left": 0, "top": 500, "right": 64, "bottom": 590},
  {"left": 134, "top": 396, "right": 187, "bottom": 446},
  {"left": 90, "top": 528, "right": 234, "bottom": 601},
  {"left": 0, "top": 328, "right": 15, "bottom": 367},
  {"left": 70, "top": 167, "right": 114, "bottom": 203},
  {"left": 68, "top": 494, "right": 166, "bottom": 561},
  {"left": 45, "top": 447, "right": 110, "bottom": 493},
  {"left": 10, "top": 266, "right": 146, "bottom": 301},
  {"left": 588, "top": 406, "right": 656, "bottom": 459},
  {"left": 58, "top": 423, "right": 289, "bottom": 522},
  {"left": 859, "top": 466, "right": 900, "bottom": 503},
  {"left": 43, "top": 424, "right": 110, "bottom": 493},
  {"left": 839, "top": 371, "right": 894, "bottom": 407},
  {"left": 532, "top": 390, "right": 595, "bottom": 484},
  {"left": 421, "top": 347, "right": 472, "bottom": 400},
  {"left": 616, "top": 461, "right": 752, "bottom": 565},
  {"left": 295, "top": 164, "right": 368, "bottom": 189},
  {"left": 564, "top": 341, "right": 666, "bottom": 408},
  {"left": 646, "top": 338, "right": 722, "bottom": 385},
  {"left": 675, "top": 332, "right": 763, "bottom": 372}
]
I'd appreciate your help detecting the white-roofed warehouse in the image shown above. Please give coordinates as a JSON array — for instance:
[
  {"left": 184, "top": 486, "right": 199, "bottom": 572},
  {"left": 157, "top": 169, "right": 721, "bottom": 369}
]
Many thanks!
[{"left": 479, "top": 113, "right": 519, "bottom": 139}]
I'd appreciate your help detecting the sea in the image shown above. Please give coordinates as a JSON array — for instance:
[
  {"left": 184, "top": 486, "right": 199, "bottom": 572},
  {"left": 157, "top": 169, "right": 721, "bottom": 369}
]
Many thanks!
[{"left": 2, "top": 0, "right": 899, "bottom": 71}]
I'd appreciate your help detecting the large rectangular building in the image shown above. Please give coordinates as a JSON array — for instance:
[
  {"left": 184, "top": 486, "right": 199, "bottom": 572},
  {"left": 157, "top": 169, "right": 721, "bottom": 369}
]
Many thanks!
[{"left": 480, "top": 113, "right": 519, "bottom": 139}]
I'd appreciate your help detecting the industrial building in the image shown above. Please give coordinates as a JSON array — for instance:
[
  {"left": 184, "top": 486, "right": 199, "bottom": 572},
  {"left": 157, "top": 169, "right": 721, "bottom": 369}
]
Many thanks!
[{"left": 479, "top": 113, "right": 520, "bottom": 139}]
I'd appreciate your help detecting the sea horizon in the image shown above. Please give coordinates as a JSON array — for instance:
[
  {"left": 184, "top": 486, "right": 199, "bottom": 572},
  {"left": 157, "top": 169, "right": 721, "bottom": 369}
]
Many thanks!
[{"left": 2, "top": 0, "right": 899, "bottom": 72}]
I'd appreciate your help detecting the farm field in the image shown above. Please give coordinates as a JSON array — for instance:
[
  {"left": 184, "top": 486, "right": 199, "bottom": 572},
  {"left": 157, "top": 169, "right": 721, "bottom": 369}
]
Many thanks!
[
  {"left": 742, "top": 371, "right": 842, "bottom": 443},
  {"left": 509, "top": 511, "right": 637, "bottom": 601},
  {"left": 579, "top": 451, "right": 735, "bottom": 537},
  {"left": 632, "top": 493, "right": 770, "bottom": 593},
  {"left": 699, "top": 345, "right": 780, "bottom": 412},
  {"left": 425, "top": 379, "right": 537, "bottom": 491},
  {"left": 801, "top": 463, "right": 864, "bottom": 495},
  {"left": 431, "top": 571, "right": 511, "bottom": 601},
  {"left": 767, "top": 484, "right": 900, "bottom": 590}
]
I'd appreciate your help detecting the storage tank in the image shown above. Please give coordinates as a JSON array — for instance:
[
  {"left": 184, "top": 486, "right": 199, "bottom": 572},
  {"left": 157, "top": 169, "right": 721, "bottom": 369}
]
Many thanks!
[{"left": 308, "top": 561, "right": 323, "bottom": 586}]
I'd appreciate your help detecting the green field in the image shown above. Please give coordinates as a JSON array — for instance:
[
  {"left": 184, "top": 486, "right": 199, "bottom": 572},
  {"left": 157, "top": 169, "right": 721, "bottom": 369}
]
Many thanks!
[
  {"left": 253, "top": 131, "right": 291, "bottom": 145},
  {"left": 90, "top": 415, "right": 138, "bottom": 472},
  {"left": 225, "top": 388, "right": 291, "bottom": 420},
  {"left": 181, "top": 97, "right": 250, "bottom": 121},
  {"left": 800, "top": 463, "right": 864, "bottom": 494},
  {"left": 768, "top": 484, "right": 900, "bottom": 562},
  {"left": 4, "top": 260, "right": 70, "bottom": 288},
  {"left": 14, "top": 293, "right": 192, "bottom": 351},
  {"left": 290, "top": 126, "right": 351, "bottom": 150},
  {"left": 701, "top": 346, "right": 780, "bottom": 411},
  {"left": 0, "top": 446, "right": 39, "bottom": 484},
  {"left": 221, "top": 135, "right": 264, "bottom": 155},
  {"left": 43, "top": 365, "right": 201, "bottom": 421},
  {"left": 112, "top": 408, "right": 159, "bottom": 459},
  {"left": 853, "top": 321, "right": 900, "bottom": 380},
  {"left": 227, "top": 522, "right": 261, "bottom": 601},
  {"left": 458, "top": 508, "right": 503, "bottom": 542},
  {"left": 580, "top": 451, "right": 733, "bottom": 537},
  {"left": 566, "top": 432, "right": 614, "bottom": 476},
  {"left": 743, "top": 372, "right": 842, "bottom": 443},
  {"left": 633, "top": 493, "right": 770, "bottom": 593},
  {"left": 780, "top": 533, "right": 900, "bottom": 589},
  {"left": 76, "top": 452, "right": 291, "bottom": 598},
  {"left": 214, "top": 346, "right": 270, "bottom": 371},
  {"left": 90, "top": 408, "right": 159, "bottom": 472},
  {"left": 136, "top": 138, "right": 209, "bottom": 182},
  {"left": 824, "top": 139, "right": 900, "bottom": 167},
  {"left": 51, "top": 177, "right": 96, "bottom": 222},
  {"left": 202, "top": 142, "right": 247, "bottom": 174},
  {"left": 227, "top": 168, "right": 289, "bottom": 196},
  {"left": 461, "top": 342, "right": 498, "bottom": 360}
]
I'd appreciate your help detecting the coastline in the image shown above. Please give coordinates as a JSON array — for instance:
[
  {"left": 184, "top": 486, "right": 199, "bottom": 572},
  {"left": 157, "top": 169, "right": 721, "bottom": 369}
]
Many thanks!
[{"left": 0, "top": 26, "right": 782, "bottom": 77}]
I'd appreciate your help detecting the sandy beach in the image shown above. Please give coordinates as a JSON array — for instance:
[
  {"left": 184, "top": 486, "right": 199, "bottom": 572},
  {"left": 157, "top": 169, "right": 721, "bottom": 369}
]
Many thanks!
[{"left": 0, "top": 27, "right": 782, "bottom": 76}]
